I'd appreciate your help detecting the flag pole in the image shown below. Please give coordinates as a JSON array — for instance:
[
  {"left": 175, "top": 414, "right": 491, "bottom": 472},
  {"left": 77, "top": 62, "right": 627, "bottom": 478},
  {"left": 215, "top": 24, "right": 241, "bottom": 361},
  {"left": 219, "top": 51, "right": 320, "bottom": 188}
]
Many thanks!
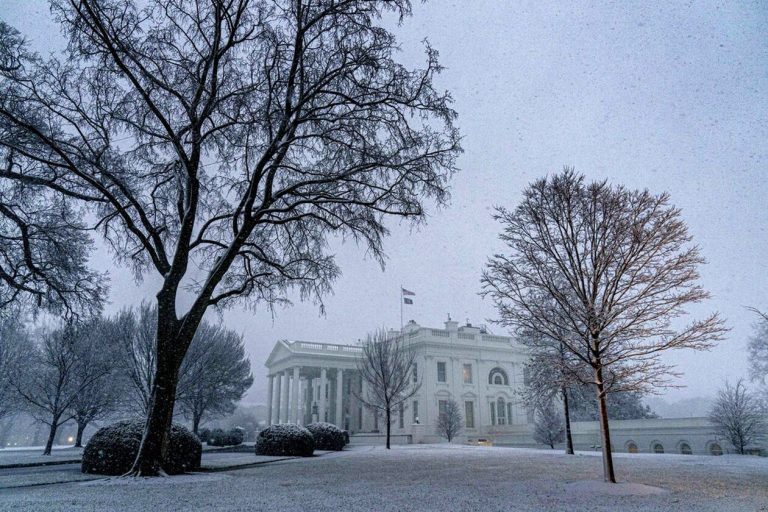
[{"left": 400, "top": 284, "right": 403, "bottom": 331}]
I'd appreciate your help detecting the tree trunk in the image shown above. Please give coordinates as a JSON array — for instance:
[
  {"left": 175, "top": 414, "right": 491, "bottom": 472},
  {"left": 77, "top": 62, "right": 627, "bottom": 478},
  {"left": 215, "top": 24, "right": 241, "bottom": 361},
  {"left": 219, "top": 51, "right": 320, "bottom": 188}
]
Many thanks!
[
  {"left": 43, "top": 421, "right": 58, "bottom": 456},
  {"left": 75, "top": 421, "right": 86, "bottom": 448},
  {"left": 594, "top": 366, "right": 616, "bottom": 483},
  {"left": 385, "top": 409, "right": 391, "bottom": 449},
  {"left": 562, "top": 385, "right": 574, "bottom": 455},
  {"left": 192, "top": 414, "right": 200, "bottom": 435}
]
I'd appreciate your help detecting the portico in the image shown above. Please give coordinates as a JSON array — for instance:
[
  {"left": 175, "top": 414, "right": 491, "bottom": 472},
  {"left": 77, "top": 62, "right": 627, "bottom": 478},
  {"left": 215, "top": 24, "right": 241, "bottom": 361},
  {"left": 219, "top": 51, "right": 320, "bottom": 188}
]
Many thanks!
[{"left": 264, "top": 340, "right": 372, "bottom": 431}]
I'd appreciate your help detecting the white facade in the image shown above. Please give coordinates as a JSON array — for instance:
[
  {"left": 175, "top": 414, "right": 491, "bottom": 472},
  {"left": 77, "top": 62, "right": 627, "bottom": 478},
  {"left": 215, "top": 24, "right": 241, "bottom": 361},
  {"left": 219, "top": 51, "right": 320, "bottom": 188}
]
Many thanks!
[{"left": 264, "top": 319, "right": 533, "bottom": 442}]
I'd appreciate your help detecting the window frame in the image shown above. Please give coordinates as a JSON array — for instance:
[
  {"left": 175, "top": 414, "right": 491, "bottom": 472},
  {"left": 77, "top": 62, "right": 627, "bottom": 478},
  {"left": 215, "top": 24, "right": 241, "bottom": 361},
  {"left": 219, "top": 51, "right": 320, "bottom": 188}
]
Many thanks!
[{"left": 437, "top": 361, "right": 447, "bottom": 383}]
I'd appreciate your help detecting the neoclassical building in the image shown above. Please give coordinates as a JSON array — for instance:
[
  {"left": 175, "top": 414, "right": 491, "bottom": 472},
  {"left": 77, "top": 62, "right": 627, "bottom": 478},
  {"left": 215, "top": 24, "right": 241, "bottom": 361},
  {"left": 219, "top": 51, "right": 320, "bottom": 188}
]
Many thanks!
[
  {"left": 265, "top": 318, "right": 533, "bottom": 443},
  {"left": 265, "top": 318, "right": 763, "bottom": 454}
]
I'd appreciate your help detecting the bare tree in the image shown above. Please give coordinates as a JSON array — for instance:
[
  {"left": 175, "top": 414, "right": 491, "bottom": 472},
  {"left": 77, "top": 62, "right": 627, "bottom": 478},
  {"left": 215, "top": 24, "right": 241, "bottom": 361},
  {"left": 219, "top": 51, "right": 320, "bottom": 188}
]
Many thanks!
[
  {"left": 0, "top": 316, "right": 28, "bottom": 422},
  {"left": 747, "top": 308, "right": 768, "bottom": 387},
  {"left": 357, "top": 328, "right": 421, "bottom": 449},
  {"left": 13, "top": 323, "right": 111, "bottom": 455},
  {"left": 0, "top": 0, "right": 459, "bottom": 475},
  {"left": 436, "top": 398, "right": 463, "bottom": 443},
  {"left": 533, "top": 402, "right": 565, "bottom": 449},
  {"left": 67, "top": 318, "right": 123, "bottom": 447},
  {"left": 114, "top": 303, "right": 158, "bottom": 417},
  {"left": 176, "top": 322, "right": 253, "bottom": 434},
  {"left": 709, "top": 379, "right": 767, "bottom": 455},
  {"left": 481, "top": 169, "right": 726, "bottom": 483}
]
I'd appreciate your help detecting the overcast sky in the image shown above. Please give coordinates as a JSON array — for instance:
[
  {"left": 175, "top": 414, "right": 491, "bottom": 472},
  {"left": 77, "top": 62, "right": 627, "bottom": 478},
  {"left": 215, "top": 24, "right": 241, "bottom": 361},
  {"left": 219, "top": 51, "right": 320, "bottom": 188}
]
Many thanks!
[{"left": 2, "top": 0, "right": 766, "bottom": 406}]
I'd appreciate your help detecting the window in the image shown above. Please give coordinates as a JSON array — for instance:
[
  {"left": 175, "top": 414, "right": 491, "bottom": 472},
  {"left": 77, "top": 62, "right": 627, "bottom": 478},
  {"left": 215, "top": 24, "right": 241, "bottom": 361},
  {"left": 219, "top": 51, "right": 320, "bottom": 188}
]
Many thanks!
[
  {"left": 709, "top": 442, "right": 723, "bottom": 456},
  {"left": 412, "top": 363, "right": 418, "bottom": 383},
  {"left": 462, "top": 364, "right": 473, "bottom": 384},
  {"left": 437, "top": 362, "right": 447, "bottom": 383},
  {"left": 652, "top": 442, "right": 664, "bottom": 454},
  {"left": 490, "top": 401, "right": 496, "bottom": 426},
  {"left": 507, "top": 402, "right": 514, "bottom": 425},
  {"left": 497, "top": 398, "right": 506, "bottom": 425},
  {"left": 523, "top": 367, "right": 531, "bottom": 386},
  {"left": 679, "top": 442, "right": 692, "bottom": 455},
  {"left": 413, "top": 400, "right": 419, "bottom": 424},
  {"left": 465, "top": 401, "right": 475, "bottom": 428},
  {"left": 398, "top": 403, "right": 404, "bottom": 429},
  {"left": 488, "top": 367, "right": 509, "bottom": 386},
  {"left": 626, "top": 442, "right": 638, "bottom": 453},
  {"left": 438, "top": 400, "right": 448, "bottom": 418}
]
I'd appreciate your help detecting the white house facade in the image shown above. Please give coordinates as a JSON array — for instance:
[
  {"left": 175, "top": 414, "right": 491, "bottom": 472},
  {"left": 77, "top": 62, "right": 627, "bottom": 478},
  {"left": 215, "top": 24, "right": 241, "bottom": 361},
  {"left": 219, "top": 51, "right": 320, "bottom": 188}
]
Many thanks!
[
  {"left": 264, "top": 318, "right": 534, "bottom": 444},
  {"left": 264, "top": 318, "right": 765, "bottom": 454}
]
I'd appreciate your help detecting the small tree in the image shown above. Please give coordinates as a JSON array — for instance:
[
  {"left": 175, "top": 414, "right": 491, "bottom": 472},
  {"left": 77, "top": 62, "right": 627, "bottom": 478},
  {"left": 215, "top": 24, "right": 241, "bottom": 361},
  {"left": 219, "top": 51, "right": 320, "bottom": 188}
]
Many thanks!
[
  {"left": 68, "top": 318, "right": 123, "bottom": 447},
  {"left": 357, "top": 328, "right": 420, "bottom": 449},
  {"left": 482, "top": 169, "right": 726, "bottom": 482},
  {"left": 533, "top": 402, "right": 566, "bottom": 449},
  {"left": 436, "top": 399, "right": 463, "bottom": 443},
  {"left": 709, "top": 380, "right": 767, "bottom": 454},
  {"left": 747, "top": 308, "right": 768, "bottom": 387},
  {"left": 13, "top": 323, "right": 111, "bottom": 454},
  {"left": 176, "top": 322, "right": 253, "bottom": 434}
]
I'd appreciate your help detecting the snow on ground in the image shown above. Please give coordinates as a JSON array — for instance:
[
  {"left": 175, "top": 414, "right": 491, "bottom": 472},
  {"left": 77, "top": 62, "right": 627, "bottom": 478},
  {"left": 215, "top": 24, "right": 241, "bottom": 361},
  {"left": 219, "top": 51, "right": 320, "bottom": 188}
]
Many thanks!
[
  {"left": 0, "top": 444, "right": 766, "bottom": 511},
  {"left": 0, "top": 447, "right": 83, "bottom": 467}
]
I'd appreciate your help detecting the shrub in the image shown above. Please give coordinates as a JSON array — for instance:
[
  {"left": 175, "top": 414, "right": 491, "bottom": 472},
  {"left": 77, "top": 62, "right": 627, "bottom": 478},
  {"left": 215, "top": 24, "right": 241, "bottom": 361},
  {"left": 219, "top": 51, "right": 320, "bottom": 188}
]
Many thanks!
[
  {"left": 82, "top": 420, "right": 202, "bottom": 475},
  {"left": 255, "top": 424, "right": 314, "bottom": 457},
  {"left": 198, "top": 428, "right": 211, "bottom": 443},
  {"left": 342, "top": 430, "right": 350, "bottom": 445},
  {"left": 207, "top": 427, "right": 244, "bottom": 447},
  {"left": 306, "top": 422, "right": 345, "bottom": 451}
]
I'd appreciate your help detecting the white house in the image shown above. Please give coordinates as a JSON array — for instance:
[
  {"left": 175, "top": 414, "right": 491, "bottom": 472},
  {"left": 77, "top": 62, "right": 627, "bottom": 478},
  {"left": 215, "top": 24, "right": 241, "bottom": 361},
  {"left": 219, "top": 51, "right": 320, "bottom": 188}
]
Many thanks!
[{"left": 264, "top": 318, "right": 763, "bottom": 454}]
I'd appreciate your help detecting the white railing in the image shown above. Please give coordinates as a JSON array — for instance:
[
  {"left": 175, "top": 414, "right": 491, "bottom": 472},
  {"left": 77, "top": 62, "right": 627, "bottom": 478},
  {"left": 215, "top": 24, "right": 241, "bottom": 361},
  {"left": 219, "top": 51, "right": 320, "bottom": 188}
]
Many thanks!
[{"left": 294, "top": 341, "right": 362, "bottom": 353}]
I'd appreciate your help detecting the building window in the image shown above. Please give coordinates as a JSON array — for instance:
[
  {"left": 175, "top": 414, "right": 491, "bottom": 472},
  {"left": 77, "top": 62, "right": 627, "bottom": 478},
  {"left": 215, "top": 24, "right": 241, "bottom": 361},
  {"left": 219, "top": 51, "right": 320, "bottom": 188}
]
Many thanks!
[
  {"left": 412, "top": 363, "right": 418, "bottom": 383},
  {"left": 462, "top": 364, "right": 473, "bottom": 384},
  {"left": 652, "top": 442, "right": 664, "bottom": 454},
  {"left": 679, "top": 442, "right": 692, "bottom": 455},
  {"left": 507, "top": 402, "right": 514, "bottom": 425},
  {"left": 497, "top": 398, "right": 506, "bottom": 425},
  {"left": 490, "top": 401, "right": 496, "bottom": 426},
  {"left": 438, "top": 399, "right": 448, "bottom": 419},
  {"left": 413, "top": 400, "right": 419, "bottom": 424},
  {"left": 398, "top": 403, "right": 404, "bottom": 429},
  {"left": 488, "top": 367, "right": 509, "bottom": 386},
  {"left": 709, "top": 442, "right": 723, "bottom": 456},
  {"left": 465, "top": 401, "right": 475, "bottom": 429},
  {"left": 627, "top": 442, "right": 638, "bottom": 453},
  {"left": 437, "top": 362, "right": 447, "bottom": 383},
  {"left": 523, "top": 367, "right": 531, "bottom": 386}
]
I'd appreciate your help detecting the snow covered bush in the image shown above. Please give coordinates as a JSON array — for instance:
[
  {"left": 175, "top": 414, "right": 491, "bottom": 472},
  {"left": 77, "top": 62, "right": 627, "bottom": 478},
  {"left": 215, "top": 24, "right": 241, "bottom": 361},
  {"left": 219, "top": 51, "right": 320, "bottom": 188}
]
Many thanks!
[
  {"left": 306, "top": 422, "right": 346, "bottom": 451},
  {"left": 82, "top": 420, "right": 202, "bottom": 475},
  {"left": 207, "top": 427, "right": 244, "bottom": 446},
  {"left": 255, "top": 424, "right": 315, "bottom": 456},
  {"left": 342, "top": 430, "right": 350, "bottom": 445}
]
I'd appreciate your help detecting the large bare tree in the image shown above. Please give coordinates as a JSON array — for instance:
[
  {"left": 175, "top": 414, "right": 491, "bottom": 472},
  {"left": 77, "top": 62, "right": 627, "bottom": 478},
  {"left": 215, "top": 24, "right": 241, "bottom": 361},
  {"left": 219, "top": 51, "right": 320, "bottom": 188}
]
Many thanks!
[
  {"left": 0, "top": 1, "right": 459, "bottom": 474},
  {"left": 357, "top": 328, "right": 420, "bottom": 449},
  {"left": 709, "top": 379, "right": 766, "bottom": 455},
  {"left": 747, "top": 308, "right": 768, "bottom": 387},
  {"left": 481, "top": 169, "right": 726, "bottom": 483},
  {"left": 0, "top": 316, "right": 27, "bottom": 422}
]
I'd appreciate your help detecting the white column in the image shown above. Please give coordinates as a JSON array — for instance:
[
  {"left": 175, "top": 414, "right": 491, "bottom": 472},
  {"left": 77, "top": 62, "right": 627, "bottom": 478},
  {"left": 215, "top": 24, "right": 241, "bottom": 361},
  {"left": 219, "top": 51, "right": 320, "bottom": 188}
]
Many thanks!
[
  {"left": 360, "top": 375, "right": 368, "bottom": 431},
  {"left": 290, "top": 366, "right": 301, "bottom": 423},
  {"left": 273, "top": 373, "right": 282, "bottom": 423},
  {"left": 267, "top": 375, "right": 274, "bottom": 425},
  {"left": 319, "top": 367, "right": 328, "bottom": 423},
  {"left": 335, "top": 369, "right": 344, "bottom": 428},
  {"left": 281, "top": 370, "right": 291, "bottom": 423}
]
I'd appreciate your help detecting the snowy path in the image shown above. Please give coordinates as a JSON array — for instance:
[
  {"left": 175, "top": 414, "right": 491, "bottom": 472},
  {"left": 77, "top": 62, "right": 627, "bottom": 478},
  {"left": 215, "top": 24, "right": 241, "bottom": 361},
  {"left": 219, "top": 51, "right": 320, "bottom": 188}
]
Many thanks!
[{"left": 0, "top": 444, "right": 766, "bottom": 511}]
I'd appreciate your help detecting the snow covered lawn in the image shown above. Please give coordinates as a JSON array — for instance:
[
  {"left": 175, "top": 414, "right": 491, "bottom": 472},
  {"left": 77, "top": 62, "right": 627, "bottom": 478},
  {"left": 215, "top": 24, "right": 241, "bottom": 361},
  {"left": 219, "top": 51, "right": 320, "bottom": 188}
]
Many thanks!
[
  {"left": 0, "top": 446, "right": 83, "bottom": 467},
  {"left": 0, "top": 444, "right": 766, "bottom": 511}
]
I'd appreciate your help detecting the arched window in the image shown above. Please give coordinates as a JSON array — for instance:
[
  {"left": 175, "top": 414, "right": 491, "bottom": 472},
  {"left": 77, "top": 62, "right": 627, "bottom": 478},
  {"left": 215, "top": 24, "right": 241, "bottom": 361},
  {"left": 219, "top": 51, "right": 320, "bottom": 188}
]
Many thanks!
[
  {"left": 679, "top": 442, "right": 692, "bottom": 455},
  {"left": 497, "top": 398, "right": 506, "bottom": 425},
  {"left": 507, "top": 402, "right": 514, "bottom": 425},
  {"left": 626, "top": 442, "right": 638, "bottom": 454},
  {"left": 709, "top": 442, "right": 723, "bottom": 456},
  {"left": 488, "top": 367, "right": 509, "bottom": 386},
  {"left": 652, "top": 442, "right": 664, "bottom": 454}
]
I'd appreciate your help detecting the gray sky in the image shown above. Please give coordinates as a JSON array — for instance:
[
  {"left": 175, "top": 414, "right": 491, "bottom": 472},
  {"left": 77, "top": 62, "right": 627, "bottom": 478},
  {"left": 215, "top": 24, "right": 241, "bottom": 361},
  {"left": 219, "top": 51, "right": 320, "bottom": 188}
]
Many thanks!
[{"left": 2, "top": 0, "right": 766, "bottom": 406}]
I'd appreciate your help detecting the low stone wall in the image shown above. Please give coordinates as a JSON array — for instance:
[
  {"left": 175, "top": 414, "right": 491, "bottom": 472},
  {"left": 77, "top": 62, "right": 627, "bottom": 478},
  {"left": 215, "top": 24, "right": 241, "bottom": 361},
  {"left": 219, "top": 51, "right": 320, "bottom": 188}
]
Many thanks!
[{"left": 484, "top": 417, "right": 766, "bottom": 456}]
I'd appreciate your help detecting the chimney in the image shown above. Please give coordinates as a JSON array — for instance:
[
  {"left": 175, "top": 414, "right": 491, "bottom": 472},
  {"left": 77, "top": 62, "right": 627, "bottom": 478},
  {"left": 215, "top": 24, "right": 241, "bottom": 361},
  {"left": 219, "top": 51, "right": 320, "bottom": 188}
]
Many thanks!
[{"left": 445, "top": 314, "right": 458, "bottom": 333}]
